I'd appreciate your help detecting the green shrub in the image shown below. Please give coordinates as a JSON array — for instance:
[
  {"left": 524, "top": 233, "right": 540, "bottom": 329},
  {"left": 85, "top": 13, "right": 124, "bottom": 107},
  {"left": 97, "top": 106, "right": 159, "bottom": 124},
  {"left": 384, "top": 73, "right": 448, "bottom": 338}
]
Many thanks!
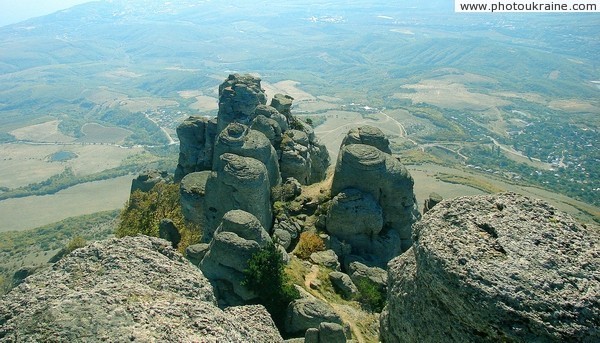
[
  {"left": 242, "top": 242, "right": 300, "bottom": 330},
  {"left": 116, "top": 182, "right": 201, "bottom": 253},
  {"left": 356, "top": 279, "right": 386, "bottom": 313}
]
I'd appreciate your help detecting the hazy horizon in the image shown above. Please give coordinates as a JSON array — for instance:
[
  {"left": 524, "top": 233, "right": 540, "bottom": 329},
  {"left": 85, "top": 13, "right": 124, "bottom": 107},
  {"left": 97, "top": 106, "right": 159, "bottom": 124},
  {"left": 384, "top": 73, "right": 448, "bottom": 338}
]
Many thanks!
[{"left": 0, "top": 0, "right": 93, "bottom": 27}]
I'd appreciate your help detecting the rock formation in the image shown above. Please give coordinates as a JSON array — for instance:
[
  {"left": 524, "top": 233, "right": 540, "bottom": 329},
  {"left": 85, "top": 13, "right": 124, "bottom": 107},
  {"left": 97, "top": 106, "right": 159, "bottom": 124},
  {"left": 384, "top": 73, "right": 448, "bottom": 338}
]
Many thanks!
[
  {"left": 380, "top": 193, "right": 600, "bottom": 343},
  {"left": 130, "top": 169, "right": 170, "bottom": 193},
  {"left": 213, "top": 122, "right": 281, "bottom": 187},
  {"left": 203, "top": 153, "right": 272, "bottom": 241},
  {"left": 285, "top": 297, "right": 343, "bottom": 335},
  {"left": 422, "top": 192, "right": 442, "bottom": 214},
  {"left": 174, "top": 116, "right": 217, "bottom": 182},
  {"left": 200, "top": 210, "right": 272, "bottom": 306},
  {"left": 179, "top": 171, "right": 211, "bottom": 227},
  {"left": 327, "top": 136, "right": 420, "bottom": 264},
  {"left": 158, "top": 218, "right": 180, "bottom": 248},
  {"left": 340, "top": 125, "right": 391, "bottom": 154},
  {"left": 216, "top": 74, "right": 267, "bottom": 134},
  {"left": 175, "top": 73, "right": 330, "bottom": 234},
  {"left": 0, "top": 236, "right": 282, "bottom": 342}
]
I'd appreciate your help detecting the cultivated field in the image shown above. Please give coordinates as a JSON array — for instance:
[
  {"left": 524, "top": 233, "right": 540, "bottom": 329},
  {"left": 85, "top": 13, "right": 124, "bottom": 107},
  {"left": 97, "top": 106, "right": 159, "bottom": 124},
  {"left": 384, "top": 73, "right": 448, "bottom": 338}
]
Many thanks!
[
  {"left": 10, "top": 120, "right": 74, "bottom": 143},
  {"left": 0, "top": 175, "right": 132, "bottom": 232},
  {"left": 78, "top": 123, "right": 132, "bottom": 144},
  {"left": 0, "top": 143, "right": 144, "bottom": 188}
]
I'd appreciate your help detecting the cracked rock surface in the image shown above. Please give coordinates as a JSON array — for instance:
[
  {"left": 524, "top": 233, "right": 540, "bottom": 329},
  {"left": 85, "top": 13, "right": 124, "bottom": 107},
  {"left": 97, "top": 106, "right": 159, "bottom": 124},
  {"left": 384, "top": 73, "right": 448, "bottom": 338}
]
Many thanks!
[{"left": 381, "top": 192, "right": 599, "bottom": 343}]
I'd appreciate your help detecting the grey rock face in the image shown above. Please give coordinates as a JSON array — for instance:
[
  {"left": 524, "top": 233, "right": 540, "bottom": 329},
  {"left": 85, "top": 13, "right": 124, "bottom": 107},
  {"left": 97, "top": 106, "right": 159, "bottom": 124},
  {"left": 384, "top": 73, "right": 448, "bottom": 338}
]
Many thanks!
[
  {"left": 179, "top": 171, "right": 211, "bottom": 228},
  {"left": 423, "top": 192, "right": 443, "bottom": 214},
  {"left": 340, "top": 125, "right": 391, "bottom": 154},
  {"left": 175, "top": 116, "right": 217, "bottom": 182},
  {"left": 204, "top": 153, "right": 272, "bottom": 241},
  {"left": 310, "top": 250, "right": 341, "bottom": 271},
  {"left": 330, "top": 144, "right": 420, "bottom": 255},
  {"left": 305, "top": 327, "right": 320, "bottom": 343},
  {"left": 185, "top": 243, "right": 210, "bottom": 266},
  {"left": 308, "top": 141, "right": 330, "bottom": 184},
  {"left": 213, "top": 122, "right": 281, "bottom": 188},
  {"left": 348, "top": 261, "right": 387, "bottom": 292},
  {"left": 251, "top": 114, "right": 283, "bottom": 147},
  {"left": 158, "top": 218, "right": 181, "bottom": 248},
  {"left": 326, "top": 188, "right": 383, "bottom": 254},
  {"left": 285, "top": 298, "right": 343, "bottom": 335},
  {"left": 271, "top": 93, "right": 294, "bottom": 117},
  {"left": 130, "top": 170, "right": 170, "bottom": 194},
  {"left": 318, "top": 322, "right": 347, "bottom": 343},
  {"left": 381, "top": 193, "right": 600, "bottom": 343},
  {"left": 217, "top": 74, "right": 267, "bottom": 134},
  {"left": 200, "top": 210, "right": 272, "bottom": 306},
  {"left": 0, "top": 236, "right": 282, "bottom": 342},
  {"left": 280, "top": 130, "right": 312, "bottom": 184},
  {"left": 328, "top": 272, "right": 358, "bottom": 299},
  {"left": 255, "top": 104, "right": 289, "bottom": 131}
]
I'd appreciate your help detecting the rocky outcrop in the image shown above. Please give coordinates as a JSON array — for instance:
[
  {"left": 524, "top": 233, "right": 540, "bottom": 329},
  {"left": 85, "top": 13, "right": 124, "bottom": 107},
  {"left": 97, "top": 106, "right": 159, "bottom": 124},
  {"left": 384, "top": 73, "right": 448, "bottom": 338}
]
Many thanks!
[
  {"left": 423, "top": 192, "right": 443, "bottom": 214},
  {"left": 326, "top": 188, "right": 383, "bottom": 255},
  {"left": 306, "top": 322, "right": 347, "bottom": 343},
  {"left": 271, "top": 93, "right": 294, "bottom": 117},
  {"left": 329, "top": 272, "right": 358, "bottom": 299},
  {"left": 185, "top": 242, "right": 210, "bottom": 266},
  {"left": 174, "top": 116, "right": 217, "bottom": 182},
  {"left": 381, "top": 193, "right": 600, "bottom": 343},
  {"left": 328, "top": 142, "right": 420, "bottom": 262},
  {"left": 340, "top": 125, "right": 391, "bottom": 154},
  {"left": 130, "top": 169, "right": 170, "bottom": 193},
  {"left": 200, "top": 210, "right": 272, "bottom": 306},
  {"left": 204, "top": 153, "right": 272, "bottom": 241},
  {"left": 213, "top": 122, "right": 281, "bottom": 187},
  {"left": 280, "top": 129, "right": 329, "bottom": 185},
  {"left": 285, "top": 297, "right": 343, "bottom": 335},
  {"left": 179, "top": 171, "right": 211, "bottom": 227},
  {"left": 0, "top": 236, "right": 282, "bottom": 342},
  {"left": 310, "top": 250, "right": 341, "bottom": 271},
  {"left": 217, "top": 74, "right": 267, "bottom": 134}
]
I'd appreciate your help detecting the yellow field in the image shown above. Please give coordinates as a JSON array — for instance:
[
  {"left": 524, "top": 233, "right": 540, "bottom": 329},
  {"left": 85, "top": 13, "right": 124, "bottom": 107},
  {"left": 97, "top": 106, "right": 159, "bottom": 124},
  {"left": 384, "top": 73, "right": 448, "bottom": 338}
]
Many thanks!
[{"left": 0, "top": 175, "right": 132, "bottom": 232}]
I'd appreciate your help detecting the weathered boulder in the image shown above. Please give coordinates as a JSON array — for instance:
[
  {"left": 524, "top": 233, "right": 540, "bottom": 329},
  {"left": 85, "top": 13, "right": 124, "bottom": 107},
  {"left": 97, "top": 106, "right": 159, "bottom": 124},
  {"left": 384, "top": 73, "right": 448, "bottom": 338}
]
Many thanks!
[
  {"left": 381, "top": 193, "right": 600, "bottom": 343},
  {"left": 280, "top": 130, "right": 312, "bottom": 184},
  {"left": 340, "top": 125, "right": 391, "bottom": 154},
  {"left": 285, "top": 297, "right": 343, "bottom": 335},
  {"left": 174, "top": 116, "right": 217, "bottom": 182},
  {"left": 185, "top": 243, "right": 210, "bottom": 266},
  {"left": 213, "top": 122, "right": 281, "bottom": 188},
  {"left": 255, "top": 104, "right": 289, "bottom": 131},
  {"left": 251, "top": 114, "right": 283, "bottom": 147},
  {"left": 179, "top": 171, "right": 211, "bottom": 227},
  {"left": 308, "top": 141, "right": 330, "bottom": 184},
  {"left": 0, "top": 236, "right": 282, "bottom": 342},
  {"left": 310, "top": 250, "right": 341, "bottom": 271},
  {"left": 130, "top": 170, "right": 170, "bottom": 194},
  {"left": 271, "top": 93, "right": 294, "bottom": 117},
  {"left": 326, "top": 188, "right": 383, "bottom": 254},
  {"left": 204, "top": 153, "right": 272, "bottom": 241},
  {"left": 158, "top": 218, "right": 181, "bottom": 248},
  {"left": 423, "top": 192, "right": 443, "bottom": 214},
  {"left": 217, "top": 74, "right": 267, "bottom": 134},
  {"left": 329, "top": 271, "right": 358, "bottom": 299},
  {"left": 200, "top": 210, "right": 272, "bottom": 306},
  {"left": 347, "top": 261, "right": 387, "bottom": 292},
  {"left": 331, "top": 144, "right": 420, "bottom": 255},
  {"left": 305, "top": 328, "right": 320, "bottom": 343},
  {"left": 318, "top": 322, "right": 347, "bottom": 343}
]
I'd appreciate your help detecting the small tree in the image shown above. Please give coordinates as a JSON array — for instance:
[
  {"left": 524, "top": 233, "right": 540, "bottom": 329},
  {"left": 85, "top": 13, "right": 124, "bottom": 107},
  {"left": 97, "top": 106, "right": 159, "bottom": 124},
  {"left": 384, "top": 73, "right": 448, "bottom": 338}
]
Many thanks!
[{"left": 242, "top": 242, "right": 299, "bottom": 330}]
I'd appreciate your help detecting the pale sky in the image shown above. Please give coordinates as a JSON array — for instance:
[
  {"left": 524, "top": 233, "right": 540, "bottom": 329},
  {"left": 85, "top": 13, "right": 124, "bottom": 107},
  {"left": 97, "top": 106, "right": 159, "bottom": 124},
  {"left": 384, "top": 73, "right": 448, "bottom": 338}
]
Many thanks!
[{"left": 0, "top": 0, "right": 93, "bottom": 27}]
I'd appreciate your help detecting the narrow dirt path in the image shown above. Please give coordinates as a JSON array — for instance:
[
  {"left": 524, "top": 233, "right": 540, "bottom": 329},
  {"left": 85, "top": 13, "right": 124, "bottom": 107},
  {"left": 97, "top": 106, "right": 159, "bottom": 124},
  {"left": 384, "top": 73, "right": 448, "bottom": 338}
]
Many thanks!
[{"left": 303, "top": 264, "right": 368, "bottom": 343}]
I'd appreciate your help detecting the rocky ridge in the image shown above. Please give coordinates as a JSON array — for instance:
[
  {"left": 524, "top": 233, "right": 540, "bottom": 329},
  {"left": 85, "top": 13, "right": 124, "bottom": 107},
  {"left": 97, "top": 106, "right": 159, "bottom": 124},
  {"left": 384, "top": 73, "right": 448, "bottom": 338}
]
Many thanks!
[{"left": 0, "top": 235, "right": 282, "bottom": 342}]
